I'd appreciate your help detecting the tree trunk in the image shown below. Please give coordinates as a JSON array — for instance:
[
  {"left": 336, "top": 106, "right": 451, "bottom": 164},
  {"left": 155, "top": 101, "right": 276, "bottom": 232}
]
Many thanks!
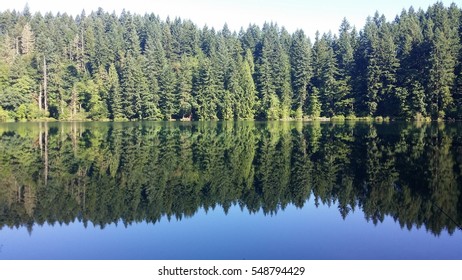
[
  {"left": 72, "top": 85, "right": 77, "bottom": 118},
  {"left": 44, "top": 122, "right": 48, "bottom": 186},
  {"left": 43, "top": 56, "right": 48, "bottom": 112},
  {"left": 39, "top": 83, "right": 42, "bottom": 111},
  {"left": 81, "top": 28, "right": 85, "bottom": 71},
  {"left": 72, "top": 122, "right": 77, "bottom": 153},
  {"left": 39, "top": 122, "right": 43, "bottom": 157}
]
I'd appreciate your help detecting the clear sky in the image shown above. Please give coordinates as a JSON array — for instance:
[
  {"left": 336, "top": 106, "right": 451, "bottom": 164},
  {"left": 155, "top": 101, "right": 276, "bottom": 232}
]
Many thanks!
[{"left": 1, "top": 0, "right": 457, "bottom": 39}]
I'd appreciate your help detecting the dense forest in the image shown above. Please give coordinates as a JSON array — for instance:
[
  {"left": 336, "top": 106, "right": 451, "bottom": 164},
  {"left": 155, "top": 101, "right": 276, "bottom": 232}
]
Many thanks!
[
  {"left": 0, "top": 2, "right": 461, "bottom": 121},
  {"left": 0, "top": 122, "right": 461, "bottom": 235}
]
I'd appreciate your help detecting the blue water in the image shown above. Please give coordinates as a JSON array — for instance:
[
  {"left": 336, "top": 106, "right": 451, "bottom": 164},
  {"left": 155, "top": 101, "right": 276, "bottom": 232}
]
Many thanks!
[
  {"left": 1, "top": 201, "right": 461, "bottom": 260},
  {"left": 1, "top": 121, "right": 462, "bottom": 259}
]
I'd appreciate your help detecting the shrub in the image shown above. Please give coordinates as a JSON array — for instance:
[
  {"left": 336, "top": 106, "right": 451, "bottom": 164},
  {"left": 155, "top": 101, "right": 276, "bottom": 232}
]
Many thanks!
[{"left": 0, "top": 107, "right": 9, "bottom": 122}]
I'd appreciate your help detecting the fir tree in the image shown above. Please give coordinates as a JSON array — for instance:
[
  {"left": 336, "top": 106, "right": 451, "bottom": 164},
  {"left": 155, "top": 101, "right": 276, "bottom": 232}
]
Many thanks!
[{"left": 290, "top": 30, "right": 311, "bottom": 118}]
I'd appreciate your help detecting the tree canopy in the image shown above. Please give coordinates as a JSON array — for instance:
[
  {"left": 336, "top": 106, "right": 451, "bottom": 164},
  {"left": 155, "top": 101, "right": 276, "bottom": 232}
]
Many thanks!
[
  {"left": 0, "top": 3, "right": 461, "bottom": 121},
  {"left": 0, "top": 121, "right": 461, "bottom": 236}
]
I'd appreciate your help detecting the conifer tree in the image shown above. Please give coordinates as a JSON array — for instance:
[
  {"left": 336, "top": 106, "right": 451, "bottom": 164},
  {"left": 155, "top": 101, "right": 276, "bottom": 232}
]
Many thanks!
[
  {"left": 194, "top": 56, "right": 218, "bottom": 120},
  {"left": 176, "top": 55, "right": 195, "bottom": 119},
  {"left": 159, "top": 63, "right": 176, "bottom": 120},
  {"left": 290, "top": 30, "right": 311, "bottom": 118},
  {"left": 0, "top": 4, "right": 461, "bottom": 121},
  {"left": 107, "top": 63, "right": 123, "bottom": 120}
]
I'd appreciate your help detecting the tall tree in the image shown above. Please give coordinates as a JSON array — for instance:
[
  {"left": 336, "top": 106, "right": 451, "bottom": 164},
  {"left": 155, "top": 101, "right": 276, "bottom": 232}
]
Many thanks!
[
  {"left": 425, "top": 3, "right": 460, "bottom": 119},
  {"left": 194, "top": 55, "right": 218, "bottom": 120},
  {"left": 311, "top": 32, "right": 340, "bottom": 117},
  {"left": 334, "top": 18, "right": 355, "bottom": 116},
  {"left": 159, "top": 63, "right": 176, "bottom": 120},
  {"left": 290, "top": 29, "right": 312, "bottom": 118},
  {"left": 107, "top": 63, "right": 123, "bottom": 120}
]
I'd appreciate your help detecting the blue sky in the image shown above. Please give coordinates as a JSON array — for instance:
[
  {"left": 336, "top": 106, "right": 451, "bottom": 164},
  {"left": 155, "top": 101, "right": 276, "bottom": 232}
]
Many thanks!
[{"left": 1, "top": 0, "right": 457, "bottom": 38}]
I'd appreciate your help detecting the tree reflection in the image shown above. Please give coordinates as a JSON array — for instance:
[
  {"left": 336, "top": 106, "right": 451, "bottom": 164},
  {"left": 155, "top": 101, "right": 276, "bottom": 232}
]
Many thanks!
[{"left": 0, "top": 121, "right": 461, "bottom": 235}]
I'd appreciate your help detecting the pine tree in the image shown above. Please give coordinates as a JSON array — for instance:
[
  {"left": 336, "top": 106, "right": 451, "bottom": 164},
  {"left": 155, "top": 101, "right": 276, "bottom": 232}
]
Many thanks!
[
  {"left": 255, "top": 27, "right": 275, "bottom": 119},
  {"left": 396, "top": 7, "right": 426, "bottom": 118},
  {"left": 107, "top": 63, "right": 123, "bottom": 120},
  {"left": 122, "top": 13, "right": 141, "bottom": 58},
  {"left": 93, "top": 16, "right": 111, "bottom": 69},
  {"left": 428, "top": 27, "right": 455, "bottom": 119},
  {"left": 377, "top": 20, "right": 400, "bottom": 117},
  {"left": 425, "top": 3, "right": 459, "bottom": 119},
  {"left": 307, "top": 87, "right": 321, "bottom": 118},
  {"left": 159, "top": 63, "right": 176, "bottom": 120},
  {"left": 120, "top": 55, "right": 145, "bottom": 119},
  {"left": 255, "top": 23, "right": 291, "bottom": 119},
  {"left": 161, "top": 19, "right": 174, "bottom": 61},
  {"left": 234, "top": 50, "right": 256, "bottom": 119},
  {"left": 142, "top": 23, "right": 164, "bottom": 119},
  {"left": 290, "top": 30, "right": 311, "bottom": 118},
  {"left": 179, "top": 20, "right": 200, "bottom": 57},
  {"left": 0, "top": 4, "right": 461, "bottom": 121},
  {"left": 361, "top": 17, "right": 380, "bottom": 116},
  {"left": 334, "top": 18, "right": 355, "bottom": 115},
  {"left": 359, "top": 14, "right": 399, "bottom": 117},
  {"left": 311, "top": 32, "right": 340, "bottom": 117},
  {"left": 215, "top": 33, "right": 232, "bottom": 119},
  {"left": 20, "top": 23, "right": 34, "bottom": 55},
  {"left": 194, "top": 56, "right": 218, "bottom": 120},
  {"left": 83, "top": 16, "right": 97, "bottom": 74},
  {"left": 176, "top": 55, "right": 195, "bottom": 119}
]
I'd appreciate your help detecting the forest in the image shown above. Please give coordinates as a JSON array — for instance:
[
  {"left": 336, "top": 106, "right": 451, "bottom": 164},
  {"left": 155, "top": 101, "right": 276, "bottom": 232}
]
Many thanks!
[
  {"left": 0, "top": 121, "right": 461, "bottom": 235},
  {"left": 0, "top": 2, "right": 461, "bottom": 121}
]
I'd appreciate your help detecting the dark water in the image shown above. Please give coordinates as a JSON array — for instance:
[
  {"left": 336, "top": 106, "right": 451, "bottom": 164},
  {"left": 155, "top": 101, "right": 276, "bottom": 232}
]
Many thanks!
[{"left": 0, "top": 121, "right": 461, "bottom": 259}]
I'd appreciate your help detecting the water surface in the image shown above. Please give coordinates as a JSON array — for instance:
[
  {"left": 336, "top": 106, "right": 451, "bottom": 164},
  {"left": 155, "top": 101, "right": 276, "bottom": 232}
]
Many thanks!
[{"left": 0, "top": 121, "right": 461, "bottom": 259}]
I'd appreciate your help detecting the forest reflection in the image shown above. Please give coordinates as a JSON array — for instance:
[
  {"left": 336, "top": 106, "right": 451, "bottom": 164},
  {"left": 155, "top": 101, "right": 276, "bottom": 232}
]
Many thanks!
[{"left": 0, "top": 121, "right": 461, "bottom": 236}]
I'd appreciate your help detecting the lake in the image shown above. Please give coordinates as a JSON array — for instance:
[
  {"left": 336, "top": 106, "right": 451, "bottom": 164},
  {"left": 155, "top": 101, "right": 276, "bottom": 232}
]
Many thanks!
[{"left": 0, "top": 121, "right": 461, "bottom": 259}]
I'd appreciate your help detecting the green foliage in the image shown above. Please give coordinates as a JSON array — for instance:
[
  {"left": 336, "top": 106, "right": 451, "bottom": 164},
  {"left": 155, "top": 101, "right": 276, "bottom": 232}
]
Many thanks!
[
  {"left": 290, "top": 30, "right": 312, "bottom": 113},
  {"left": 255, "top": 23, "right": 293, "bottom": 120},
  {"left": 307, "top": 87, "right": 321, "bottom": 118},
  {"left": 176, "top": 56, "right": 196, "bottom": 119},
  {"left": 234, "top": 50, "right": 256, "bottom": 119},
  {"left": 0, "top": 4, "right": 461, "bottom": 120},
  {"left": 194, "top": 56, "right": 218, "bottom": 120},
  {"left": 0, "top": 122, "right": 461, "bottom": 236},
  {"left": 107, "top": 63, "right": 124, "bottom": 120},
  {"left": 120, "top": 55, "right": 148, "bottom": 120},
  {"left": 15, "top": 103, "right": 42, "bottom": 120},
  {"left": 159, "top": 63, "right": 176, "bottom": 119},
  {"left": 0, "top": 106, "right": 10, "bottom": 121}
]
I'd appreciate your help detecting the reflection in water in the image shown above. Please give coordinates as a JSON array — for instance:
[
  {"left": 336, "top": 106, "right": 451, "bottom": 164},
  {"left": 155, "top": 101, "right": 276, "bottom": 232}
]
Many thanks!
[{"left": 0, "top": 121, "right": 461, "bottom": 236}]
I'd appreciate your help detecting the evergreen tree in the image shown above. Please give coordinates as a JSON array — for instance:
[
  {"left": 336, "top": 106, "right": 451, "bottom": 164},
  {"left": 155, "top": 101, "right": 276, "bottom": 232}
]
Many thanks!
[
  {"left": 311, "top": 32, "right": 340, "bottom": 117},
  {"left": 122, "top": 13, "right": 141, "bottom": 58},
  {"left": 120, "top": 55, "right": 145, "bottom": 119},
  {"left": 0, "top": 4, "right": 461, "bottom": 121},
  {"left": 395, "top": 7, "right": 426, "bottom": 118},
  {"left": 92, "top": 16, "right": 111, "bottom": 69},
  {"left": 235, "top": 50, "right": 256, "bottom": 119},
  {"left": 255, "top": 26, "right": 276, "bottom": 119},
  {"left": 255, "top": 23, "right": 292, "bottom": 119},
  {"left": 425, "top": 3, "right": 460, "bottom": 119},
  {"left": 176, "top": 55, "right": 195, "bottom": 119},
  {"left": 194, "top": 56, "right": 218, "bottom": 120},
  {"left": 334, "top": 18, "right": 355, "bottom": 115},
  {"left": 20, "top": 22, "right": 35, "bottom": 55},
  {"left": 107, "top": 63, "right": 123, "bottom": 120},
  {"left": 290, "top": 30, "right": 311, "bottom": 118},
  {"left": 360, "top": 14, "right": 399, "bottom": 117},
  {"left": 159, "top": 63, "right": 176, "bottom": 120},
  {"left": 307, "top": 87, "right": 321, "bottom": 118},
  {"left": 143, "top": 21, "right": 165, "bottom": 119}
]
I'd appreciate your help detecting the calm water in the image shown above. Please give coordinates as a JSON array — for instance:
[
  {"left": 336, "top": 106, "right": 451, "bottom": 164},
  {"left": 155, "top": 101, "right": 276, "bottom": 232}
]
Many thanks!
[{"left": 0, "top": 121, "right": 461, "bottom": 259}]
